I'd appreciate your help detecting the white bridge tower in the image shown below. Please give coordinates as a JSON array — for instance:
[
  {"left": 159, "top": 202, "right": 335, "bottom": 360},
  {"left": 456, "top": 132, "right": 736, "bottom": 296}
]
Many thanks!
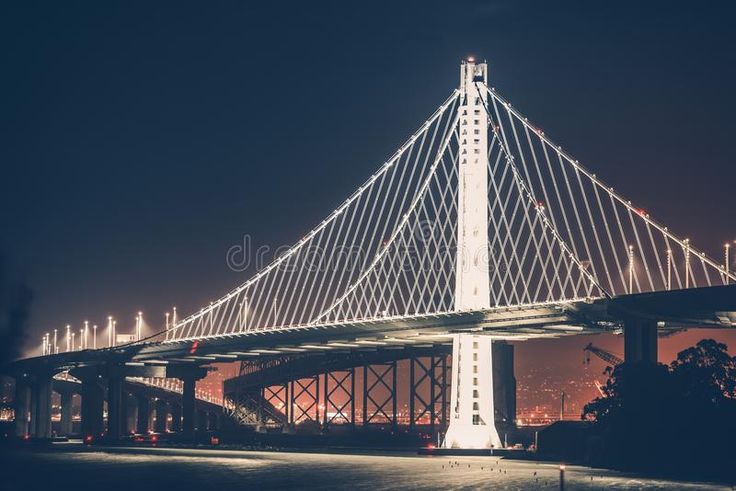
[{"left": 443, "top": 59, "right": 503, "bottom": 449}]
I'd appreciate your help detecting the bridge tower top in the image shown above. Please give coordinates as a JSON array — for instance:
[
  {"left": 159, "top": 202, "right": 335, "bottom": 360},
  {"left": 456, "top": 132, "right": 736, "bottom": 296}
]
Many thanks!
[
  {"left": 459, "top": 58, "right": 488, "bottom": 90},
  {"left": 455, "top": 58, "right": 491, "bottom": 311}
]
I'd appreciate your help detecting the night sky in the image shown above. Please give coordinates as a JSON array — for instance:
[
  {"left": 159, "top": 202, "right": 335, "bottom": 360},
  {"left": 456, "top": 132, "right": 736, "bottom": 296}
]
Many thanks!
[{"left": 2, "top": 0, "right": 736, "bottom": 402}]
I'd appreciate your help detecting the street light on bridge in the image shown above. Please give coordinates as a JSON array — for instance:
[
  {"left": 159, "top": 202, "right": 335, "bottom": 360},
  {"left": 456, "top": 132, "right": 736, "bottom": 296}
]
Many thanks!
[{"left": 136, "top": 311, "right": 143, "bottom": 341}]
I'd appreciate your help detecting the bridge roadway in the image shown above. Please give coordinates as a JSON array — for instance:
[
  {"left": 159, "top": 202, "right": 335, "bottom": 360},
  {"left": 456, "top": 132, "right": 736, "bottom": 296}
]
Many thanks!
[{"left": 4, "top": 285, "right": 736, "bottom": 441}]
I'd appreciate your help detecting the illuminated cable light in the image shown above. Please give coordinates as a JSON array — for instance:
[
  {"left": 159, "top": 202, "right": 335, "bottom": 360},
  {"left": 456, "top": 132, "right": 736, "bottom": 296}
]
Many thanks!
[
  {"left": 684, "top": 239, "right": 691, "bottom": 289},
  {"left": 628, "top": 245, "right": 635, "bottom": 294},
  {"left": 725, "top": 243, "right": 731, "bottom": 285}
]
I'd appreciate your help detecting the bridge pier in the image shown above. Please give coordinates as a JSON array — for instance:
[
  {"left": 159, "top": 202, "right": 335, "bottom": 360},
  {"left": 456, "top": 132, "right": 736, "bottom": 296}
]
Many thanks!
[
  {"left": 29, "top": 374, "right": 53, "bottom": 439},
  {"left": 106, "top": 373, "right": 125, "bottom": 439},
  {"left": 154, "top": 399, "right": 168, "bottom": 433},
  {"left": 60, "top": 391, "right": 74, "bottom": 436},
  {"left": 183, "top": 378, "right": 196, "bottom": 436},
  {"left": 493, "top": 341, "right": 516, "bottom": 431},
  {"left": 136, "top": 395, "right": 150, "bottom": 434},
  {"left": 168, "top": 366, "right": 207, "bottom": 440},
  {"left": 125, "top": 393, "right": 137, "bottom": 434},
  {"left": 443, "top": 334, "right": 503, "bottom": 449},
  {"left": 80, "top": 374, "right": 105, "bottom": 438},
  {"left": 623, "top": 318, "right": 658, "bottom": 364},
  {"left": 197, "top": 409, "right": 208, "bottom": 431},
  {"left": 14, "top": 376, "right": 30, "bottom": 438},
  {"left": 208, "top": 411, "right": 219, "bottom": 431},
  {"left": 170, "top": 402, "right": 182, "bottom": 432}
]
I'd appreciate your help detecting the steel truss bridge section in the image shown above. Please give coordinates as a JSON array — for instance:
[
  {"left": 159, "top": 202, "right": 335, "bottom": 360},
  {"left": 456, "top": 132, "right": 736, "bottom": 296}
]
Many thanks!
[{"left": 223, "top": 346, "right": 451, "bottom": 433}]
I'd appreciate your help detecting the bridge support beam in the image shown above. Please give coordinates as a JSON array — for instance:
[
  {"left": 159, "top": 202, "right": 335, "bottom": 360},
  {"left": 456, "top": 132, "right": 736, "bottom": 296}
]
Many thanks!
[
  {"left": 443, "top": 334, "right": 502, "bottom": 449},
  {"left": 14, "top": 377, "right": 30, "bottom": 438},
  {"left": 323, "top": 369, "right": 355, "bottom": 429},
  {"left": 154, "top": 399, "right": 168, "bottom": 433},
  {"left": 60, "top": 391, "right": 74, "bottom": 436},
  {"left": 409, "top": 353, "right": 449, "bottom": 436},
  {"left": 290, "top": 377, "right": 319, "bottom": 426},
  {"left": 623, "top": 318, "right": 658, "bottom": 365},
  {"left": 362, "top": 361, "right": 397, "bottom": 430}
]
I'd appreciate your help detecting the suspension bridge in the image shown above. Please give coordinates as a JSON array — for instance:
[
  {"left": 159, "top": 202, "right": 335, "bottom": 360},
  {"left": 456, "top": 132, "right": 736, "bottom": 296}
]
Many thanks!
[{"left": 6, "top": 59, "right": 736, "bottom": 449}]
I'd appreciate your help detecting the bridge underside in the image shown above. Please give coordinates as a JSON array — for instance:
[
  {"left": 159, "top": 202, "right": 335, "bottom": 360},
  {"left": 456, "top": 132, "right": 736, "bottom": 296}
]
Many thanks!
[{"left": 132, "top": 301, "right": 611, "bottom": 366}]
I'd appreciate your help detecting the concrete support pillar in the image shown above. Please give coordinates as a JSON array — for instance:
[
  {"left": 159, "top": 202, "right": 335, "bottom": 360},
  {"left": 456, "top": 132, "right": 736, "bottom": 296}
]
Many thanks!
[
  {"left": 624, "top": 318, "right": 658, "bottom": 364},
  {"left": 208, "top": 411, "right": 219, "bottom": 431},
  {"left": 60, "top": 391, "right": 74, "bottom": 436},
  {"left": 81, "top": 376, "right": 105, "bottom": 438},
  {"left": 168, "top": 366, "right": 207, "bottom": 440},
  {"left": 106, "top": 375, "right": 124, "bottom": 439},
  {"left": 154, "top": 399, "right": 168, "bottom": 433},
  {"left": 29, "top": 382, "right": 38, "bottom": 437},
  {"left": 182, "top": 377, "right": 196, "bottom": 438},
  {"left": 197, "top": 409, "right": 208, "bottom": 431},
  {"left": 31, "top": 376, "right": 53, "bottom": 439},
  {"left": 120, "top": 390, "right": 129, "bottom": 436},
  {"left": 492, "top": 341, "right": 516, "bottom": 430},
  {"left": 443, "top": 334, "right": 502, "bottom": 449},
  {"left": 170, "top": 403, "right": 182, "bottom": 432},
  {"left": 136, "top": 396, "right": 150, "bottom": 434},
  {"left": 125, "top": 393, "right": 137, "bottom": 434},
  {"left": 14, "top": 378, "right": 30, "bottom": 438}
]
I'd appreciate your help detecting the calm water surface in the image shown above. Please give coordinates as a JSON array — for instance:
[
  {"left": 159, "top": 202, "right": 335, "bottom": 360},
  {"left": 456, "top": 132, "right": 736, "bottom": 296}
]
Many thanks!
[{"left": 0, "top": 443, "right": 728, "bottom": 490}]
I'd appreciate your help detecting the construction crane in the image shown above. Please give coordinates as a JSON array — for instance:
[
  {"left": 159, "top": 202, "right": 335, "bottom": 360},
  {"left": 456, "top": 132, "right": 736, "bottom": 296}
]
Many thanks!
[
  {"left": 583, "top": 343, "right": 623, "bottom": 367},
  {"left": 584, "top": 343, "right": 624, "bottom": 393}
]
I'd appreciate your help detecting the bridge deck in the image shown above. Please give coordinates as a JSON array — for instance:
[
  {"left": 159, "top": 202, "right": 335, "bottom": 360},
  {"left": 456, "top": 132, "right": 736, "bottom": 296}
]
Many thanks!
[{"left": 6, "top": 285, "right": 735, "bottom": 374}]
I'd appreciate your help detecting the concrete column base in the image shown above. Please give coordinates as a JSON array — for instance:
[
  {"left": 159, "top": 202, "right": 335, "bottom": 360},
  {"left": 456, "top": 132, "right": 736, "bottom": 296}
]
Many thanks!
[{"left": 443, "top": 334, "right": 502, "bottom": 449}]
